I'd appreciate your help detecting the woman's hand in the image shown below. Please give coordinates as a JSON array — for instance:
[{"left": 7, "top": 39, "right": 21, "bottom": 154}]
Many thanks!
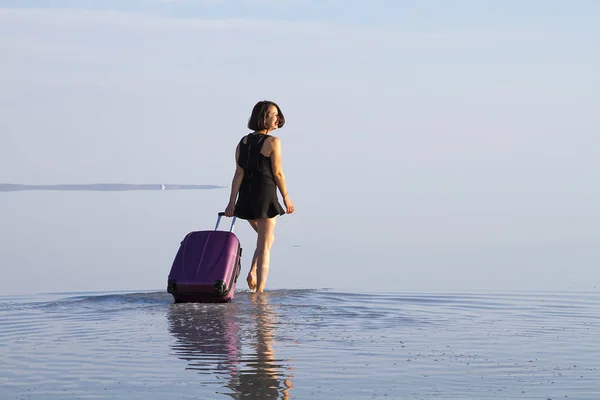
[
  {"left": 283, "top": 195, "right": 295, "bottom": 214},
  {"left": 224, "top": 202, "right": 235, "bottom": 217}
]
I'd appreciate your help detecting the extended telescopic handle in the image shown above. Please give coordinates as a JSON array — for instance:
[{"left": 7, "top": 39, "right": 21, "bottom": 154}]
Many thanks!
[{"left": 216, "top": 212, "right": 236, "bottom": 232}]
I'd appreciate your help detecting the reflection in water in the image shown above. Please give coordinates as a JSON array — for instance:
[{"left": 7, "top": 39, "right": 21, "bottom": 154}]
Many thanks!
[
  {"left": 167, "top": 303, "right": 241, "bottom": 380},
  {"left": 167, "top": 294, "right": 293, "bottom": 399},
  {"left": 231, "top": 295, "right": 294, "bottom": 399},
  {"left": 0, "top": 183, "right": 224, "bottom": 192}
]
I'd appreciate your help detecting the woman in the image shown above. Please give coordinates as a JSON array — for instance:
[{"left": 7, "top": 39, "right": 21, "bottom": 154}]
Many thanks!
[{"left": 224, "top": 100, "right": 295, "bottom": 293}]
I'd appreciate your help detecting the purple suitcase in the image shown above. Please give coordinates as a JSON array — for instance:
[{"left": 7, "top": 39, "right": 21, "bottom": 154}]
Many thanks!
[{"left": 167, "top": 212, "right": 242, "bottom": 303}]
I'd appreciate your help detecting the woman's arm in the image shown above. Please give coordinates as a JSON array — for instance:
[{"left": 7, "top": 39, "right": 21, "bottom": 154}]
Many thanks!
[
  {"left": 270, "top": 137, "right": 294, "bottom": 214},
  {"left": 225, "top": 144, "right": 244, "bottom": 215},
  {"left": 270, "top": 137, "right": 288, "bottom": 197}
]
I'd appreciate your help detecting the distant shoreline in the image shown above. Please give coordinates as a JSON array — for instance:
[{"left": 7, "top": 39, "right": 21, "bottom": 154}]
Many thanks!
[{"left": 0, "top": 183, "right": 226, "bottom": 192}]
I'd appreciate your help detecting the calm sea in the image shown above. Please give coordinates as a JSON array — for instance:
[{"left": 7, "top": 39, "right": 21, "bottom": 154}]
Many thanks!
[{"left": 0, "top": 289, "right": 598, "bottom": 400}]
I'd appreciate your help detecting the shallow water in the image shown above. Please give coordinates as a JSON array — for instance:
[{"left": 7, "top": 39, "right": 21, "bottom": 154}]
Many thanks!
[{"left": 1, "top": 289, "right": 598, "bottom": 399}]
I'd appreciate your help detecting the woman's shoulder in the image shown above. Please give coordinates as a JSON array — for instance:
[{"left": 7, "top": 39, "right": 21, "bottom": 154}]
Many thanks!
[
  {"left": 267, "top": 135, "right": 280, "bottom": 144},
  {"left": 239, "top": 133, "right": 252, "bottom": 144},
  {"left": 264, "top": 135, "right": 280, "bottom": 149}
]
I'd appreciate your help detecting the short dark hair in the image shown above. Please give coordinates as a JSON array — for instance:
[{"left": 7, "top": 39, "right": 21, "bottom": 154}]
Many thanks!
[{"left": 247, "top": 100, "right": 286, "bottom": 131}]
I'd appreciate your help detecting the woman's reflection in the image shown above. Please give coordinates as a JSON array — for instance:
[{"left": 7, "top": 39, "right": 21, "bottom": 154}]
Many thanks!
[
  {"left": 167, "top": 293, "right": 293, "bottom": 399},
  {"left": 167, "top": 302, "right": 241, "bottom": 379},
  {"left": 229, "top": 293, "right": 294, "bottom": 399}
]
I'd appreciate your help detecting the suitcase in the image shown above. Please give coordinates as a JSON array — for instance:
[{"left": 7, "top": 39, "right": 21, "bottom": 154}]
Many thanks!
[{"left": 167, "top": 212, "right": 243, "bottom": 303}]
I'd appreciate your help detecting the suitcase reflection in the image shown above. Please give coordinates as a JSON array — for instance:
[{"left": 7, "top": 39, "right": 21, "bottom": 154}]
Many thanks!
[{"left": 167, "top": 294, "right": 294, "bottom": 399}]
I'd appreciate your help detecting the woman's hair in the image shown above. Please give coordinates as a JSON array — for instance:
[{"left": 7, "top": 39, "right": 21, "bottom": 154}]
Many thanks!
[{"left": 247, "top": 100, "right": 286, "bottom": 131}]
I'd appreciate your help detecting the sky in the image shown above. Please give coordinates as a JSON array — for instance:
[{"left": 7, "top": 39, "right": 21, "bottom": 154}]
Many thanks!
[{"left": 1, "top": 1, "right": 599, "bottom": 295}]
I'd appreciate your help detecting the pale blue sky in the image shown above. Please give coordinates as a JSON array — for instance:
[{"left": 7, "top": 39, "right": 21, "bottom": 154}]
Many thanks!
[{"left": 1, "top": 1, "right": 599, "bottom": 295}]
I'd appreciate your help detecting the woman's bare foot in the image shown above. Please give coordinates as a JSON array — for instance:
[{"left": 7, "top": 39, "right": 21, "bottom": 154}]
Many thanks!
[{"left": 247, "top": 270, "right": 257, "bottom": 293}]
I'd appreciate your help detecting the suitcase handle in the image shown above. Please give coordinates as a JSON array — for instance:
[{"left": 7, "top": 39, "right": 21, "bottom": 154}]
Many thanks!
[{"left": 216, "top": 212, "right": 236, "bottom": 232}]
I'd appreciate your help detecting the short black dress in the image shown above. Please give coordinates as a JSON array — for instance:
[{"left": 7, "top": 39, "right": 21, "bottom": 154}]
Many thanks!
[{"left": 234, "top": 133, "right": 286, "bottom": 220}]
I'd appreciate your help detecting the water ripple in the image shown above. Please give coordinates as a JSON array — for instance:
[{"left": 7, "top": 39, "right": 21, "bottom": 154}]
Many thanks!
[{"left": 0, "top": 289, "right": 599, "bottom": 399}]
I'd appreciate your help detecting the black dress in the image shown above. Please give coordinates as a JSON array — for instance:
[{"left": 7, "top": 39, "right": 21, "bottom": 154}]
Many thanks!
[{"left": 234, "top": 133, "right": 285, "bottom": 220}]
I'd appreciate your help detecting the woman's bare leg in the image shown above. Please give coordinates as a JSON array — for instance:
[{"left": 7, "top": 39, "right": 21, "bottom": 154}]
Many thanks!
[
  {"left": 247, "top": 248, "right": 259, "bottom": 292},
  {"left": 256, "top": 217, "right": 277, "bottom": 293},
  {"left": 247, "top": 220, "right": 259, "bottom": 291}
]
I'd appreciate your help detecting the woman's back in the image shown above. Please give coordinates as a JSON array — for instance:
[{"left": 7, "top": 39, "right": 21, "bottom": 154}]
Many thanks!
[{"left": 237, "top": 133, "right": 277, "bottom": 185}]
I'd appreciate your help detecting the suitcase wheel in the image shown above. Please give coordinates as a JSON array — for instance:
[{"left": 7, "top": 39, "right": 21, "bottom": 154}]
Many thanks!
[
  {"left": 214, "top": 280, "right": 227, "bottom": 296},
  {"left": 167, "top": 281, "right": 176, "bottom": 294}
]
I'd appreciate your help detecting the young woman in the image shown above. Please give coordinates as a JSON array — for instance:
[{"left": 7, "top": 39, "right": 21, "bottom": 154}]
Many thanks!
[{"left": 224, "top": 100, "right": 295, "bottom": 293}]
